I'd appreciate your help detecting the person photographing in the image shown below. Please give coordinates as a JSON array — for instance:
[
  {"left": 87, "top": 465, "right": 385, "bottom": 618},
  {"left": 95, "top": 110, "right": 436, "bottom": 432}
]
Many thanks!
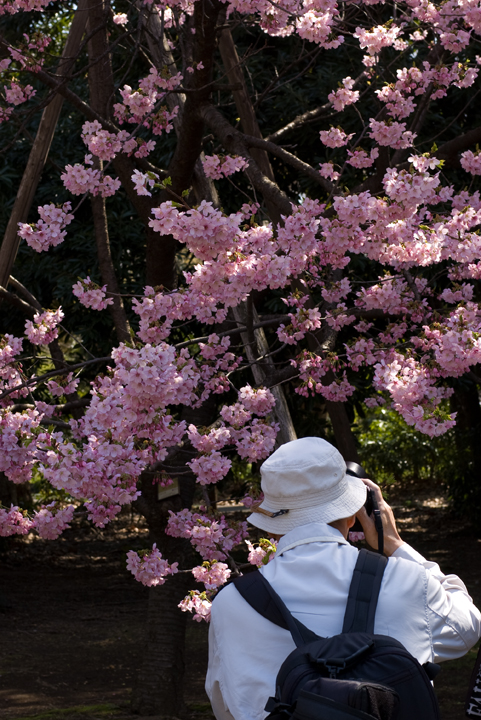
[{"left": 206, "top": 437, "right": 481, "bottom": 720}]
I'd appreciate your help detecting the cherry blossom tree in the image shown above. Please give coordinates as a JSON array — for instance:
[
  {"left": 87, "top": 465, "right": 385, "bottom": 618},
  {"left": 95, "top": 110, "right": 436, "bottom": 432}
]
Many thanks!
[{"left": 1, "top": 0, "right": 481, "bottom": 712}]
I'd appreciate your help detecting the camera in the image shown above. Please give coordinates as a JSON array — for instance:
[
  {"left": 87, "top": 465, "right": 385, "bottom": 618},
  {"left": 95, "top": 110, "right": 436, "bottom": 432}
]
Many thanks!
[
  {"left": 346, "top": 462, "right": 384, "bottom": 554},
  {"left": 346, "top": 461, "right": 374, "bottom": 533}
]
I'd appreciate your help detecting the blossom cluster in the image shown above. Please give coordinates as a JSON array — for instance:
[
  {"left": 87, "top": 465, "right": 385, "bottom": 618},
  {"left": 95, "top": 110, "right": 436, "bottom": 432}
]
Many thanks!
[
  {"left": 246, "top": 538, "right": 277, "bottom": 567},
  {"left": 33, "top": 502, "right": 76, "bottom": 540},
  {"left": 185, "top": 384, "right": 278, "bottom": 483},
  {"left": 81, "top": 120, "right": 156, "bottom": 161},
  {"left": 126, "top": 544, "right": 179, "bottom": 586},
  {"left": 18, "top": 203, "right": 74, "bottom": 253},
  {"left": 192, "top": 560, "right": 231, "bottom": 590},
  {"left": 328, "top": 76, "right": 359, "bottom": 111},
  {"left": 202, "top": 154, "right": 250, "bottom": 179},
  {"left": 72, "top": 277, "right": 114, "bottom": 311},
  {"left": 61, "top": 156, "right": 121, "bottom": 197},
  {"left": 166, "top": 508, "right": 249, "bottom": 561},
  {"left": 4, "top": 80, "right": 35, "bottom": 106},
  {"left": 47, "top": 372, "right": 79, "bottom": 398},
  {"left": 113, "top": 67, "right": 182, "bottom": 133},
  {"left": 179, "top": 590, "right": 213, "bottom": 622},
  {"left": 25, "top": 308, "right": 64, "bottom": 346},
  {"left": 0, "top": 505, "right": 33, "bottom": 536},
  {"left": 0, "top": 333, "right": 25, "bottom": 402}
]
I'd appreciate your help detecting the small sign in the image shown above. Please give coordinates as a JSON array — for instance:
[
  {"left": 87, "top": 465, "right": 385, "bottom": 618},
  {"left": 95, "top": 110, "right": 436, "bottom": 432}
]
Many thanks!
[{"left": 157, "top": 478, "right": 180, "bottom": 501}]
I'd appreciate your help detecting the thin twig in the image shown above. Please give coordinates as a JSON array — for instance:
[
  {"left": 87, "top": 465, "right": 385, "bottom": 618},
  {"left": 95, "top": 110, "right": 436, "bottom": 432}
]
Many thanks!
[{"left": 0, "top": 357, "right": 111, "bottom": 402}]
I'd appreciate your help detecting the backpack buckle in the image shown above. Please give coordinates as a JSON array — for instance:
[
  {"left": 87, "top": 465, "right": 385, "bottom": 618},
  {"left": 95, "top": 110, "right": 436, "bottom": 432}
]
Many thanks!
[
  {"left": 265, "top": 697, "right": 293, "bottom": 718},
  {"left": 325, "top": 662, "right": 345, "bottom": 678},
  {"left": 309, "top": 655, "right": 347, "bottom": 678}
]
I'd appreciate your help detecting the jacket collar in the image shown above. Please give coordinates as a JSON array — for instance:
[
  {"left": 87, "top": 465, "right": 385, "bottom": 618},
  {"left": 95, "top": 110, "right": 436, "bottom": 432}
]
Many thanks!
[{"left": 276, "top": 521, "right": 349, "bottom": 555}]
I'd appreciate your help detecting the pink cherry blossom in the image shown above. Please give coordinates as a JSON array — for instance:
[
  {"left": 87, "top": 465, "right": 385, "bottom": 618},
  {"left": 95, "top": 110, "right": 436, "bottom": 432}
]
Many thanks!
[
  {"left": 0, "top": 505, "right": 34, "bottom": 536},
  {"left": 354, "top": 24, "right": 402, "bottom": 55},
  {"left": 187, "top": 451, "right": 232, "bottom": 485},
  {"left": 25, "top": 308, "right": 64, "bottom": 345},
  {"left": 319, "top": 162, "right": 340, "bottom": 181},
  {"left": 320, "top": 127, "right": 354, "bottom": 148},
  {"left": 238, "top": 385, "right": 276, "bottom": 415},
  {"left": 4, "top": 81, "right": 35, "bottom": 105},
  {"left": 460, "top": 150, "right": 481, "bottom": 175},
  {"left": 72, "top": 277, "right": 114, "bottom": 311},
  {"left": 369, "top": 120, "right": 416, "bottom": 149},
  {"left": 202, "top": 154, "right": 249, "bottom": 179},
  {"left": 246, "top": 538, "right": 277, "bottom": 567},
  {"left": 18, "top": 202, "right": 73, "bottom": 252},
  {"left": 347, "top": 148, "right": 379, "bottom": 168},
  {"left": 126, "top": 543, "right": 179, "bottom": 586},
  {"left": 33, "top": 502, "right": 75, "bottom": 539},
  {"left": 47, "top": 372, "right": 79, "bottom": 397},
  {"left": 179, "top": 590, "right": 212, "bottom": 622},
  {"left": 192, "top": 560, "right": 231, "bottom": 590},
  {"left": 61, "top": 159, "right": 121, "bottom": 197},
  {"left": 328, "top": 77, "right": 359, "bottom": 111}
]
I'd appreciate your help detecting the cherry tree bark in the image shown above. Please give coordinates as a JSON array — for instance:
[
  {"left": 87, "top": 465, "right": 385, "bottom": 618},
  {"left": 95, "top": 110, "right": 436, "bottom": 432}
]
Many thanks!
[
  {"left": 86, "top": 0, "right": 131, "bottom": 343},
  {"left": 0, "top": 0, "right": 89, "bottom": 288},
  {"left": 218, "top": 28, "right": 281, "bottom": 224}
]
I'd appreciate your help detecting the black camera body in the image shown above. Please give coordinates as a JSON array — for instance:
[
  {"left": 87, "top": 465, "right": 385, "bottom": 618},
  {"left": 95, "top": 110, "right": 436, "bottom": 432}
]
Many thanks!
[
  {"left": 345, "top": 461, "right": 384, "bottom": 554},
  {"left": 346, "top": 461, "right": 374, "bottom": 532}
]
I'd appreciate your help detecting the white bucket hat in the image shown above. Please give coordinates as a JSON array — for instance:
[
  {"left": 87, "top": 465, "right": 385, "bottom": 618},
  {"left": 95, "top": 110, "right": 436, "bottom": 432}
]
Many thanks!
[{"left": 247, "top": 437, "right": 367, "bottom": 534}]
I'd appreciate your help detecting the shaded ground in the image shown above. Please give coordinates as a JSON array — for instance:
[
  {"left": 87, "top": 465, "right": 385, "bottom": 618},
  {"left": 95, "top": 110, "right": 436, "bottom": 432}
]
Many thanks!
[{"left": 0, "top": 489, "right": 479, "bottom": 720}]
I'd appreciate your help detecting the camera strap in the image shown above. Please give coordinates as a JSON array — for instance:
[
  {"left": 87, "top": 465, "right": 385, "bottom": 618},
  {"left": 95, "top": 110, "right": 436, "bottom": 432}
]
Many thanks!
[{"left": 371, "top": 494, "right": 384, "bottom": 556}]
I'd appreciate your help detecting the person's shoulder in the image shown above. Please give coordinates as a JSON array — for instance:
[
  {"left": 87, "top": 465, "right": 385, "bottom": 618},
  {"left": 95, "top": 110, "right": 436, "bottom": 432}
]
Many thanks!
[
  {"left": 213, "top": 579, "right": 239, "bottom": 604},
  {"left": 211, "top": 577, "right": 245, "bottom": 621},
  {"left": 383, "top": 550, "right": 427, "bottom": 591}
]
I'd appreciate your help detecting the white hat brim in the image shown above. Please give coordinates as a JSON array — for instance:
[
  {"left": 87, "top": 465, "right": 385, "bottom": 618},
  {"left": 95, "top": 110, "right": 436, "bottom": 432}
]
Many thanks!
[{"left": 247, "top": 474, "right": 367, "bottom": 535}]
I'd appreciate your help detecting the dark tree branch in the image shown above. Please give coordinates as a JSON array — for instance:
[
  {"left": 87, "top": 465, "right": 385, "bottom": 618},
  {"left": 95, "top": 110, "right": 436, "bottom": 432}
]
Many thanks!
[
  {"left": 8, "top": 276, "right": 42, "bottom": 311},
  {"left": 0, "top": 357, "right": 111, "bottom": 403},
  {"left": 435, "top": 125, "right": 481, "bottom": 167},
  {"left": 266, "top": 71, "right": 367, "bottom": 143},
  {"left": 266, "top": 102, "right": 332, "bottom": 143},
  {"left": 199, "top": 102, "right": 293, "bottom": 216},
  {"left": 243, "top": 134, "right": 333, "bottom": 192},
  {"left": 0, "top": 285, "right": 37, "bottom": 317},
  {"left": 11, "top": 398, "right": 91, "bottom": 413}
]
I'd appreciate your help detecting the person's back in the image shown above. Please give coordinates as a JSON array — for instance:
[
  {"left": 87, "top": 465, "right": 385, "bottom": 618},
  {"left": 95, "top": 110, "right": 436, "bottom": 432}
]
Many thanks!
[{"left": 206, "top": 438, "right": 481, "bottom": 720}]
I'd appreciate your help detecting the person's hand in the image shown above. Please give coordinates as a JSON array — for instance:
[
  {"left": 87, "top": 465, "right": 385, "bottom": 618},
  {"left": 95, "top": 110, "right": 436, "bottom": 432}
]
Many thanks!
[{"left": 356, "top": 478, "right": 404, "bottom": 557}]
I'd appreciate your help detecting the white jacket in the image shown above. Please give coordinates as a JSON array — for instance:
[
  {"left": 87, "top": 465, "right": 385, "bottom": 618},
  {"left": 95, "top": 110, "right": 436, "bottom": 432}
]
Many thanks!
[{"left": 206, "top": 522, "right": 481, "bottom": 720}]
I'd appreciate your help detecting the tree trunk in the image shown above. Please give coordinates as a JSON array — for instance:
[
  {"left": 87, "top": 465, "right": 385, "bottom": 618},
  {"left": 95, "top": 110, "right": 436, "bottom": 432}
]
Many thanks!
[
  {"left": 218, "top": 28, "right": 281, "bottom": 224},
  {"left": 131, "top": 396, "right": 218, "bottom": 715},
  {"left": 324, "top": 399, "right": 360, "bottom": 462},
  {"left": 0, "top": 0, "right": 89, "bottom": 287},
  {"left": 87, "top": 0, "right": 131, "bottom": 343},
  {"left": 131, "top": 480, "right": 193, "bottom": 717},
  {"left": 131, "top": 573, "right": 192, "bottom": 717}
]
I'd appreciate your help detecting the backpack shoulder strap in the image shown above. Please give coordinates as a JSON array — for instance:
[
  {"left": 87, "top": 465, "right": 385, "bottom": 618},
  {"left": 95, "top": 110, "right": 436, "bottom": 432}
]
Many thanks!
[
  {"left": 342, "top": 548, "right": 388, "bottom": 634},
  {"left": 233, "top": 571, "right": 320, "bottom": 647}
]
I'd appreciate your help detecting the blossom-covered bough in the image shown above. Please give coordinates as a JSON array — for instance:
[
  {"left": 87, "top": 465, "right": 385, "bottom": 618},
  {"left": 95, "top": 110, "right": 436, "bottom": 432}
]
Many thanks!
[{"left": 1, "top": 0, "right": 481, "bottom": 711}]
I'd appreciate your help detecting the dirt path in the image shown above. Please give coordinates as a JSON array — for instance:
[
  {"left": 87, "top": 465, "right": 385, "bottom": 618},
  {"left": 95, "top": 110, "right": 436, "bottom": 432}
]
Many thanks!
[{"left": 0, "top": 494, "right": 479, "bottom": 720}]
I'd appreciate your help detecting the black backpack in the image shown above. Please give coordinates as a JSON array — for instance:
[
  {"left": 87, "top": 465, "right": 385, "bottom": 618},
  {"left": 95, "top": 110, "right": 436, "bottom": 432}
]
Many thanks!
[{"left": 234, "top": 549, "right": 441, "bottom": 720}]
